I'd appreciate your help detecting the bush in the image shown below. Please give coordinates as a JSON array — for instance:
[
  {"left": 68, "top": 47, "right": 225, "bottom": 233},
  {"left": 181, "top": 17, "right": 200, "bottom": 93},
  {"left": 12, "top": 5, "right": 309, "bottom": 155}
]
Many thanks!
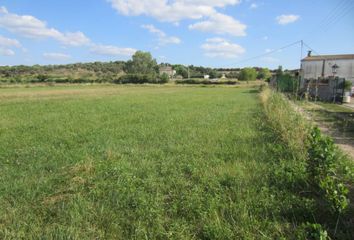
[
  {"left": 257, "top": 68, "right": 272, "bottom": 81},
  {"left": 175, "top": 79, "right": 238, "bottom": 85},
  {"left": 159, "top": 73, "right": 169, "bottom": 83},
  {"left": 276, "top": 73, "right": 298, "bottom": 92},
  {"left": 114, "top": 74, "right": 166, "bottom": 84},
  {"left": 296, "top": 223, "right": 329, "bottom": 240},
  {"left": 343, "top": 80, "right": 352, "bottom": 91},
  {"left": 225, "top": 71, "right": 239, "bottom": 79},
  {"left": 308, "top": 127, "right": 349, "bottom": 213},
  {"left": 239, "top": 68, "right": 257, "bottom": 81}
]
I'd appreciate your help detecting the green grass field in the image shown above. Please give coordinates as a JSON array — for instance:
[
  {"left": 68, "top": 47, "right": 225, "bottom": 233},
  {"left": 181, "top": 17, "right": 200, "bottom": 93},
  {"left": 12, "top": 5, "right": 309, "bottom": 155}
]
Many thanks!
[{"left": 0, "top": 85, "right": 348, "bottom": 239}]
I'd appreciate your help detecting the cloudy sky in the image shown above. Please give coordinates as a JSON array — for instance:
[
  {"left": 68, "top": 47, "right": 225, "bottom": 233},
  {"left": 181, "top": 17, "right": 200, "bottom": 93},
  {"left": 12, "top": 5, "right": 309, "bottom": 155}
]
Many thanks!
[{"left": 0, "top": 0, "right": 353, "bottom": 69}]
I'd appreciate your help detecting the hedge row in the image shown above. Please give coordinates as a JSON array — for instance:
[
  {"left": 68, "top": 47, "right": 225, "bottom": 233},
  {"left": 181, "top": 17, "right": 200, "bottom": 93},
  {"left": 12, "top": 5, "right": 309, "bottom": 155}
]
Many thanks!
[
  {"left": 0, "top": 74, "right": 169, "bottom": 85},
  {"left": 175, "top": 79, "right": 239, "bottom": 85}
]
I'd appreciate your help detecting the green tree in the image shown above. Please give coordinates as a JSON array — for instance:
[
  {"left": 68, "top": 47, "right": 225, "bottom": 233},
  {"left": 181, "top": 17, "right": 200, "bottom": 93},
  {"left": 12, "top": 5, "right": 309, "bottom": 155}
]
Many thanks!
[
  {"left": 225, "top": 71, "right": 239, "bottom": 79},
  {"left": 159, "top": 73, "right": 169, "bottom": 83},
  {"left": 257, "top": 68, "right": 272, "bottom": 80},
  {"left": 276, "top": 65, "right": 283, "bottom": 77},
  {"left": 125, "top": 51, "right": 158, "bottom": 75},
  {"left": 208, "top": 69, "right": 221, "bottom": 79},
  {"left": 174, "top": 65, "right": 188, "bottom": 78},
  {"left": 239, "top": 68, "right": 257, "bottom": 81}
]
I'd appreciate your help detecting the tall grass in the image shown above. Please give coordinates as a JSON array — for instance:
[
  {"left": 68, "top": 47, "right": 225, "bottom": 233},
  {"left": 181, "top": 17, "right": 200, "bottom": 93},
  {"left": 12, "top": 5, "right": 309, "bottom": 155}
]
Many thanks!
[
  {"left": 260, "top": 87, "right": 353, "bottom": 239},
  {"left": 260, "top": 87, "right": 309, "bottom": 157}
]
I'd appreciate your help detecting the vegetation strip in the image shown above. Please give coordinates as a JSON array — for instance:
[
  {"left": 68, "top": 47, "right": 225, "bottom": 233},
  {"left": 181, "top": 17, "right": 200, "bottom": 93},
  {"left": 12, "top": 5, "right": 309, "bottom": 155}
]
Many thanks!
[{"left": 260, "top": 87, "right": 353, "bottom": 239}]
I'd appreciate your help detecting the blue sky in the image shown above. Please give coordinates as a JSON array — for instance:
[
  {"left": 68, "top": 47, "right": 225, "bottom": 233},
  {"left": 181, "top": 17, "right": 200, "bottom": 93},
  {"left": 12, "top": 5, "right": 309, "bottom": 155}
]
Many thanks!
[{"left": 0, "top": 0, "right": 353, "bottom": 69}]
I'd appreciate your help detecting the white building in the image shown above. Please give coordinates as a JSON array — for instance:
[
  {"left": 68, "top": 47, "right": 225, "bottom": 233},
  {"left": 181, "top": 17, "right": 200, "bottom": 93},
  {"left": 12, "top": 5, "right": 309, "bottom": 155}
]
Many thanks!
[{"left": 301, "top": 53, "right": 354, "bottom": 87}]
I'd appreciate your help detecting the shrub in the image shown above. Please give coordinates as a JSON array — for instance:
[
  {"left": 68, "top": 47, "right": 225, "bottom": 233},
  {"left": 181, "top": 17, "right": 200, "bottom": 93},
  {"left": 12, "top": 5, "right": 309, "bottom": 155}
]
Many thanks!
[
  {"left": 239, "top": 68, "right": 257, "bottom": 81},
  {"left": 257, "top": 68, "right": 272, "bottom": 81},
  {"left": 36, "top": 74, "right": 49, "bottom": 82},
  {"left": 308, "top": 127, "right": 349, "bottom": 213},
  {"left": 276, "top": 73, "right": 298, "bottom": 92},
  {"left": 343, "top": 80, "right": 352, "bottom": 92},
  {"left": 114, "top": 74, "right": 166, "bottom": 84},
  {"left": 296, "top": 223, "right": 329, "bottom": 240},
  {"left": 175, "top": 79, "right": 238, "bottom": 85},
  {"left": 159, "top": 73, "right": 169, "bottom": 83}
]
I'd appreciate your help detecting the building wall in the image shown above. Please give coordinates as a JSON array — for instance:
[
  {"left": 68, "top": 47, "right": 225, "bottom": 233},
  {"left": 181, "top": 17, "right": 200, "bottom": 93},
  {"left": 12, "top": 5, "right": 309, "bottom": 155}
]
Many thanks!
[
  {"left": 301, "top": 59, "right": 354, "bottom": 86},
  {"left": 306, "top": 78, "right": 345, "bottom": 101}
]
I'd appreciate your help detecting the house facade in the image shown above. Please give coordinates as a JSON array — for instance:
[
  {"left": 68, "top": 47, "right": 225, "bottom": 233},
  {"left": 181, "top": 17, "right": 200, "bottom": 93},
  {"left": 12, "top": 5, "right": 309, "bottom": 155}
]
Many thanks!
[
  {"left": 159, "top": 66, "right": 175, "bottom": 78},
  {"left": 301, "top": 53, "right": 354, "bottom": 86},
  {"left": 300, "top": 53, "right": 354, "bottom": 100}
]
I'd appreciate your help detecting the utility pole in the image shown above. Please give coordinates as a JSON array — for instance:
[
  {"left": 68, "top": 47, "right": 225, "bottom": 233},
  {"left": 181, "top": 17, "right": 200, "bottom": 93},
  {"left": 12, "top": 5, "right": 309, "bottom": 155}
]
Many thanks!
[
  {"left": 332, "top": 64, "right": 339, "bottom": 103},
  {"left": 297, "top": 40, "right": 303, "bottom": 100}
]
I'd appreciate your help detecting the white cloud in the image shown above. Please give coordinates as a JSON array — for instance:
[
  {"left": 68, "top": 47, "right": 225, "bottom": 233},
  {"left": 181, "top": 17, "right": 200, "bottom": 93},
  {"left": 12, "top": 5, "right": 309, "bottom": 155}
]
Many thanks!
[
  {"left": 108, "top": 0, "right": 240, "bottom": 22},
  {"left": 90, "top": 44, "right": 137, "bottom": 56},
  {"left": 189, "top": 13, "right": 246, "bottom": 36},
  {"left": 0, "top": 48, "right": 15, "bottom": 56},
  {"left": 262, "top": 36, "right": 268, "bottom": 40},
  {"left": 0, "top": 6, "right": 8, "bottom": 14},
  {"left": 276, "top": 14, "right": 300, "bottom": 25},
  {"left": 265, "top": 48, "right": 272, "bottom": 53},
  {"left": 0, "top": 6, "right": 137, "bottom": 60},
  {"left": 141, "top": 24, "right": 181, "bottom": 45},
  {"left": 0, "top": 35, "right": 21, "bottom": 48},
  {"left": 206, "top": 37, "right": 226, "bottom": 43},
  {"left": 43, "top": 52, "right": 71, "bottom": 60},
  {"left": 57, "top": 32, "right": 91, "bottom": 47},
  {"left": 0, "top": 35, "right": 21, "bottom": 56},
  {"left": 250, "top": 3, "right": 258, "bottom": 9},
  {"left": 201, "top": 38, "right": 245, "bottom": 58},
  {"left": 109, "top": 0, "right": 246, "bottom": 36},
  {"left": 0, "top": 6, "right": 90, "bottom": 46}
]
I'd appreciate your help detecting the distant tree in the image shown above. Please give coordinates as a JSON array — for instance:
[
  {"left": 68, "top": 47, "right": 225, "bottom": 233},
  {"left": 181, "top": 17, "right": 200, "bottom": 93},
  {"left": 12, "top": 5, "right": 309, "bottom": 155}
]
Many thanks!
[
  {"left": 239, "top": 68, "right": 257, "bottom": 81},
  {"left": 125, "top": 51, "right": 158, "bottom": 75},
  {"left": 174, "top": 65, "right": 188, "bottom": 78},
  {"left": 159, "top": 73, "right": 169, "bottom": 83},
  {"left": 208, "top": 69, "right": 221, "bottom": 79},
  {"left": 226, "top": 71, "right": 239, "bottom": 79},
  {"left": 36, "top": 74, "right": 48, "bottom": 82},
  {"left": 276, "top": 65, "right": 283, "bottom": 77},
  {"left": 257, "top": 68, "right": 272, "bottom": 80}
]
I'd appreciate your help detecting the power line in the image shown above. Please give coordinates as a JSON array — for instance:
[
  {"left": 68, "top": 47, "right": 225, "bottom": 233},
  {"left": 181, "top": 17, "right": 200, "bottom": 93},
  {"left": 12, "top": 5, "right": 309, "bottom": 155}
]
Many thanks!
[
  {"left": 321, "top": 2, "right": 354, "bottom": 33},
  {"left": 303, "top": 41, "right": 320, "bottom": 55},
  {"left": 233, "top": 40, "right": 301, "bottom": 66},
  {"left": 303, "top": 0, "right": 354, "bottom": 38},
  {"left": 314, "top": 0, "right": 349, "bottom": 31}
]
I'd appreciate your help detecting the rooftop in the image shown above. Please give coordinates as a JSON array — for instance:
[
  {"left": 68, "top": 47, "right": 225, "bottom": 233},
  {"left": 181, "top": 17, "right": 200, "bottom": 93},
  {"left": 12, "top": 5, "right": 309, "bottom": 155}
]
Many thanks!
[{"left": 302, "top": 54, "right": 354, "bottom": 61}]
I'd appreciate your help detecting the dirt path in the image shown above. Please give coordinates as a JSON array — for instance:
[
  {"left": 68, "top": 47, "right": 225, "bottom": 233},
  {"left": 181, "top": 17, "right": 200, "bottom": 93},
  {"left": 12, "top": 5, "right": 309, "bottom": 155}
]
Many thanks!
[{"left": 299, "top": 102, "right": 354, "bottom": 160}]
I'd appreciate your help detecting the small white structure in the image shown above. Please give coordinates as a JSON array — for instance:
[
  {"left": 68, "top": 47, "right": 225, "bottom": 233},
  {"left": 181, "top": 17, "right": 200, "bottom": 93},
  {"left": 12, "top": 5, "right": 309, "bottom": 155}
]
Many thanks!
[
  {"left": 204, "top": 75, "right": 210, "bottom": 79},
  {"left": 301, "top": 52, "right": 354, "bottom": 87}
]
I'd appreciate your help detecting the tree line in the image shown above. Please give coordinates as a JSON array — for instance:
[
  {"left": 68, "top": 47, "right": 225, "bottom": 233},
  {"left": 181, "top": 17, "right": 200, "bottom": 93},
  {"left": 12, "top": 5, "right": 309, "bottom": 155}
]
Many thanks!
[{"left": 0, "top": 51, "right": 274, "bottom": 84}]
